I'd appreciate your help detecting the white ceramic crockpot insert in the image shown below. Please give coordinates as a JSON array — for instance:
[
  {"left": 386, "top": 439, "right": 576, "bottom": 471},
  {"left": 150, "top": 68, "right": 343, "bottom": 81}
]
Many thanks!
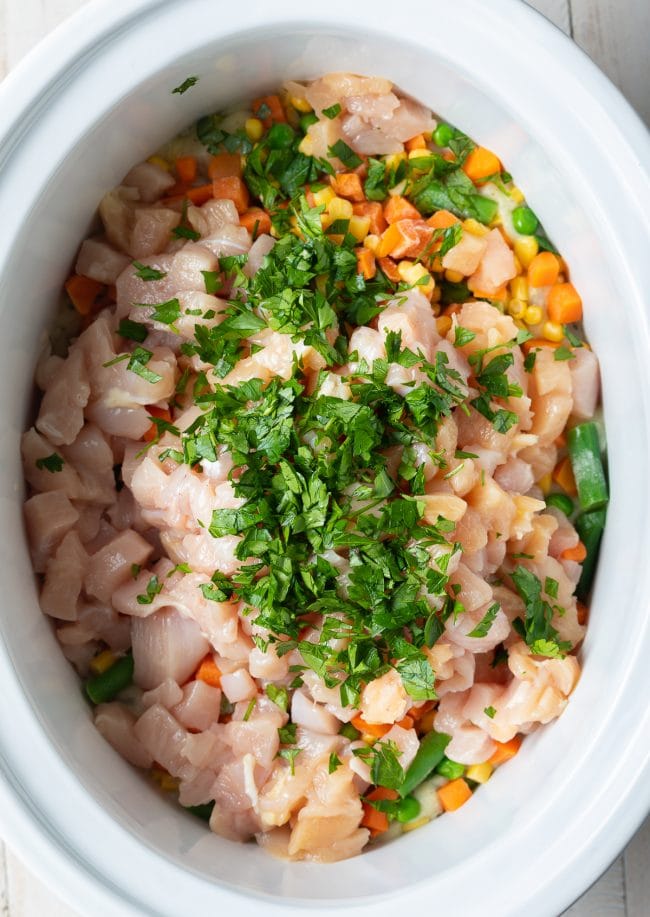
[{"left": 0, "top": 1, "right": 649, "bottom": 915}]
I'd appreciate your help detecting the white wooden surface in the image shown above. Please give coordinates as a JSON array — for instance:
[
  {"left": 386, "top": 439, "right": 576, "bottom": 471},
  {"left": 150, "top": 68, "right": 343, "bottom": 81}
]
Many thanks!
[{"left": 0, "top": 0, "right": 648, "bottom": 914}]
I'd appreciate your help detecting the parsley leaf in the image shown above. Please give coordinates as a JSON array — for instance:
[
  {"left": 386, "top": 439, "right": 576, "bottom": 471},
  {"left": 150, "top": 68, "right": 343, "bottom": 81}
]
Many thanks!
[
  {"left": 35, "top": 453, "right": 64, "bottom": 473},
  {"left": 132, "top": 261, "right": 167, "bottom": 281},
  {"left": 467, "top": 602, "right": 500, "bottom": 638},
  {"left": 172, "top": 76, "right": 199, "bottom": 95}
]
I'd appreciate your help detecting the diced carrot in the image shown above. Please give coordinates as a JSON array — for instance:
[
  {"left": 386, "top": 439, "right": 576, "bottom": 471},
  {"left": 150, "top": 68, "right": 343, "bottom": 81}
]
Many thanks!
[
  {"left": 377, "top": 220, "right": 425, "bottom": 258},
  {"left": 427, "top": 209, "right": 461, "bottom": 229},
  {"left": 361, "top": 787, "right": 398, "bottom": 836},
  {"left": 351, "top": 714, "right": 392, "bottom": 739},
  {"left": 488, "top": 736, "right": 522, "bottom": 767},
  {"left": 65, "top": 275, "right": 104, "bottom": 315},
  {"left": 194, "top": 656, "right": 221, "bottom": 688},
  {"left": 366, "top": 787, "right": 399, "bottom": 802},
  {"left": 561, "top": 540, "right": 587, "bottom": 563},
  {"left": 378, "top": 256, "right": 401, "bottom": 283},
  {"left": 547, "top": 282, "right": 583, "bottom": 324},
  {"left": 175, "top": 155, "right": 197, "bottom": 184},
  {"left": 353, "top": 201, "right": 386, "bottom": 235},
  {"left": 239, "top": 207, "right": 272, "bottom": 237},
  {"left": 251, "top": 94, "right": 287, "bottom": 128},
  {"left": 553, "top": 456, "right": 577, "bottom": 496},
  {"left": 143, "top": 405, "right": 173, "bottom": 442},
  {"left": 528, "top": 251, "right": 560, "bottom": 287},
  {"left": 407, "top": 701, "right": 436, "bottom": 721},
  {"left": 405, "top": 133, "right": 427, "bottom": 151},
  {"left": 462, "top": 146, "right": 501, "bottom": 182},
  {"left": 437, "top": 778, "right": 473, "bottom": 811},
  {"left": 577, "top": 601, "right": 588, "bottom": 625},
  {"left": 521, "top": 337, "right": 562, "bottom": 355},
  {"left": 186, "top": 184, "right": 214, "bottom": 205},
  {"left": 212, "top": 176, "right": 250, "bottom": 213},
  {"left": 356, "top": 247, "right": 376, "bottom": 280},
  {"left": 208, "top": 152, "right": 242, "bottom": 180},
  {"left": 383, "top": 195, "right": 421, "bottom": 224},
  {"left": 395, "top": 715, "right": 414, "bottom": 730},
  {"left": 331, "top": 172, "right": 365, "bottom": 202}
]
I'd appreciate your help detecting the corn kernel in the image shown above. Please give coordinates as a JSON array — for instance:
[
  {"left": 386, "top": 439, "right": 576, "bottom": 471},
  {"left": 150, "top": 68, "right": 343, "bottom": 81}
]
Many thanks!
[
  {"left": 290, "top": 95, "right": 312, "bottom": 113},
  {"left": 398, "top": 261, "right": 435, "bottom": 298},
  {"left": 361, "top": 733, "right": 378, "bottom": 745},
  {"left": 312, "top": 186, "right": 336, "bottom": 208},
  {"left": 445, "top": 269, "right": 464, "bottom": 284},
  {"left": 510, "top": 186, "right": 525, "bottom": 204},
  {"left": 514, "top": 235, "right": 539, "bottom": 268},
  {"left": 244, "top": 117, "right": 264, "bottom": 142},
  {"left": 466, "top": 762, "right": 493, "bottom": 784},
  {"left": 513, "top": 255, "right": 523, "bottom": 274},
  {"left": 537, "top": 472, "right": 553, "bottom": 495},
  {"left": 89, "top": 649, "right": 116, "bottom": 676},
  {"left": 408, "top": 149, "right": 434, "bottom": 171},
  {"left": 510, "top": 276, "right": 529, "bottom": 302},
  {"left": 463, "top": 217, "right": 490, "bottom": 237},
  {"left": 161, "top": 774, "right": 180, "bottom": 792},
  {"left": 543, "top": 321, "right": 564, "bottom": 342},
  {"left": 431, "top": 289, "right": 442, "bottom": 308},
  {"left": 363, "top": 233, "right": 380, "bottom": 254},
  {"left": 348, "top": 215, "right": 371, "bottom": 242},
  {"left": 298, "top": 134, "right": 314, "bottom": 156},
  {"left": 384, "top": 152, "right": 407, "bottom": 171},
  {"left": 402, "top": 816, "right": 431, "bottom": 833},
  {"left": 436, "top": 315, "right": 452, "bottom": 336},
  {"left": 327, "top": 196, "right": 354, "bottom": 222},
  {"left": 524, "top": 305, "right": 543, "bottom": 326},
  {"left": 147, "top": 155, "right": 170, "bottom": 172},
  {"left": 507, "top": 298, "right": 526, "bottom": 319}
]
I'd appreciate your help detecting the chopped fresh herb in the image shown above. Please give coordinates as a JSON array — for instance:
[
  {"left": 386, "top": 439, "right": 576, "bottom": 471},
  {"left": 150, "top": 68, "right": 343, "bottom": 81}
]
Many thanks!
[
  {"left": 322, "top": 103, "right": 342, "bottom": 119},
  {"left": 130, "top": 563, "right": 141, "bottom": 579},
  {"left": 554, "top": 346, "right": 575, "bottom": 362},
  {"left": 136, "top": 575, "right": 163, "bottom": 605},
  {"left": 484, "top": 706, "right": 497, "bottom": 719},
  {"left": 118, "top": 318, "right": 148, "bottom": 343},
  {"left": 132, "top": 261, "right": 167, "bottom": 281},
  {"left": 265, "top": 684, "right": 289, "bottom": 712},
  {"left": 329, "top": 753, "right": 342, "bottom": 773},
  {"left": 127, "top": 347, "right": 163, "bottom": 384},
  {"left": 467, "top": 602, "right": 500, "bottom": 638},
  {"left": 454, "top": 326, "right": 476, "bottom": 348},
  {"left": 172, "top": 75, "right": 198, "bottom": 95},
  {"left": 278, "top": 722, "right": 297, "bottom": 745},
  {"left": 328, "top": 139, "right": 363, "bottom": 170},
  {"left": 172, "top": 225, "right": 201, "bottom": 242},
  {"left": 35, "top": 453, "right": 64, "bottom": 473},
  {"left": 243, "top": 698, "right": 256, "bottom": 721},
  {"left": 511, "top": 566, "right": 571, "bottom": 657}
]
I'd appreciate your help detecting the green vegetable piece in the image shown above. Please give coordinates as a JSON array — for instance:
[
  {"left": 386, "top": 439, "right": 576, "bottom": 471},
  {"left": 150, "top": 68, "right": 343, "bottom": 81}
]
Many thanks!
[
  {"left": 339, "top": 722, "right": 361, "bottom": 740},
  {"left": 433, "top": 123, "right": 454, "bottom": 147},
  {"left": 575, "top": 508, "right": 606, "bottom": 601},
  {"left": 545, "top": 492, "right": 575, "bottom": 516},
  {"left": 435, "top": 757, "right": 465, "bottom": 780},
  {"left": 184, "top": 802, "right": 215, "bottom": 822},
  {"left": 399, "top": 731, "right": 451, "bottom": 797},
  {"left": 512, "top": 206, "right": 539, "bottom": 235},
  {"left": 299, "top": 112, "right": 319, "bottom": 133},
  {"left": 396, "top": 795, "right": 421, "bottom": 823},
  {"left": 85, "top": 652, "right": 134, "bottom": 705},
  {"left": 567, "top": 422, "right": 608, "bottom": 511}
]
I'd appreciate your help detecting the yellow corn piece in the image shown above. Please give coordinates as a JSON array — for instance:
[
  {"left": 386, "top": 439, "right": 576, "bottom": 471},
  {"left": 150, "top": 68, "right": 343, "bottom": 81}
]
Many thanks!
[
  {"left": 327, "top": 196, "right": 354, "bottom": 222},
  {"left": 89, "top": 650, "right": 116, "bottom": 676},
  {"left": 290, "top": 95, "right": 312, "bottom": 113},
  {"left": 514, "top": 236, "right": 539, "bottom": 268},
  {"left": 444, "top": 269, "right": 464, "bottom": 284},
  {"left": 312, "top": 186, "right": 336, "bottom": 208},
  {"left": 298, "top": 134, "right": 314, "bottom": 156},
  {"left": 466, "top": 762, "right": 493, "bottom": 784},
  {"left": 463, "top": 218, "right": 490, "bottom": 237},
  {"left": 384, "top": 152, "right": 407, "bottom": 171},
  {"left": 398, "top": 261, "right": 435, "bottom": 298},
  {"left": 507, "top": 298, "right": 526, "bottom": 319},
  {"left": 537, "top": 473, "right": 553, "bottom": 495},
  {"left": 543, "top": 321, "right": 564, "bottom": 342},
  {"left": 510, "top": 186, "right": 525, "bottom": 204},
  {"left": 436, "top": 315, "right": 452, "bottom": 336},
  {"left": 510, "top": 276, "right": 529, "bottom": 302},
  {"left": 348, "top": 214, "right": 371, "bottom": 242},
  {"left": 524, "top": 305, "right": 543, "bottom": 326},
  {"left": 363, "top": 233, "right": 380, "bottom": 254},
  {"left": 147, "top": 155, "right": 170, "bottom": 172},
  {"left": 430, "top": 288, "right": 441, "bottom": 306},
  {"left": 361, "top": 733, "right": 378, "bottom": 746},
  {"left": 402, "top": 816, "right": 431, "bottom": 833},
  {"left": 244, "top": 118, "right": 264, "bottom": 142}
]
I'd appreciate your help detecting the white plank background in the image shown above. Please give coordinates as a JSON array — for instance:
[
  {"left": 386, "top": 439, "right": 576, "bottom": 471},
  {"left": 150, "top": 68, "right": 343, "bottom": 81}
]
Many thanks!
[{"left": 0, "top": 0, "right": 648, "bottom": 914}]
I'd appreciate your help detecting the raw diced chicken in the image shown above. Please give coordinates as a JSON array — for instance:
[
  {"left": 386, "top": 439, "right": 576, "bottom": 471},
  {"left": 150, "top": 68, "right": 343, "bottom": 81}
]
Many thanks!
[
  {"left": 173, "top": 680, "right": 222, "bottom": 731},
  {"left": 359, "top": 669, "right": 410, "bottom": 725},
  {"left": 24, "top": 491, "right": 79, "bottom": 573},
  {"left": 84, "top": 529, "right": 153, "bottom": 603},
  {"left": 76, "top": 238, "right": 130, "bottom": 285},
  {"left": 468, "top": 229, "right": 517, "bottom": 295},
  {"left": 131, "top": 609, "right": 209, "bottom": 689},
  {"left": 94, "top": 702, "right": 154, "bottom": 768},
  {"left": 123, "top": 162, "right": 175, "bottom": 202},
  {"left": 40, "top": 530, "right": 87, "bottom": 621}
]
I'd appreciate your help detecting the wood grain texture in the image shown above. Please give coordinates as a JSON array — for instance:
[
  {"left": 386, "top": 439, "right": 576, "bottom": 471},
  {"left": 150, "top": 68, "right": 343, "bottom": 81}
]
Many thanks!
[{"left": 0, "top": 0, "right": 647, "bottom": 914}]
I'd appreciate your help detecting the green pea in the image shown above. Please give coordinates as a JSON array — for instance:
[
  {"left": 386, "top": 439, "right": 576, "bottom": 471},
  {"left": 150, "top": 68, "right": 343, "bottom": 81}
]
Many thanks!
[
  {"left": 546, "top": 492, "right": 575, "bottom": 516},
  {"left": 299, "top": 112, "right": 319, "bottom": 133},
  {"left": 512, "top": 205, "right": 539, "bottom": 235},
  {"left": 396, "top": 795, "right": 421, "bottom": 823},
  {"left": 85, "top": 652, "right": 134, "bottom": 705},
  {"left": 433, "top": 123, "right": 454, "bottom": 148},
  {"left": 435, "top": 757, "right": 465, "bottom": 780}
]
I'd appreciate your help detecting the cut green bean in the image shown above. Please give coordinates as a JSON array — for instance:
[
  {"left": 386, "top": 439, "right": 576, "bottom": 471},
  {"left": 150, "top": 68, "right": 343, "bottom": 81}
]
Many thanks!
[
  {"left": 567, "top": 422, "right": 608, "bottom": 511},
  {"left": 399, "top": 731, "right": 450, "bottom": 797},
  {"left": 545, "top": 492, "right": 575, "bottom": 516},
  {"left": 575, "top": 508, "right": 606, "bottom": 601},
  {"left": 85, "top": 652, "right": 134, "bottom": 705}
]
